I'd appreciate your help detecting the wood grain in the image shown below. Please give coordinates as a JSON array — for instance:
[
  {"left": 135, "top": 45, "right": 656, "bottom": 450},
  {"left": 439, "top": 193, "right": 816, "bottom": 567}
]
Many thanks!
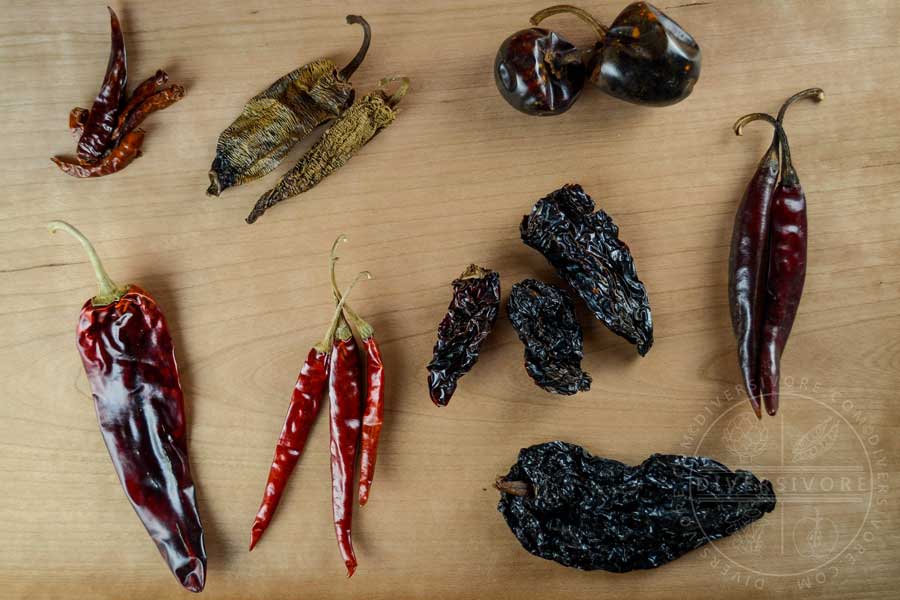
[{"left": 1, "top": 1, "right": 898, "bottom": 598}]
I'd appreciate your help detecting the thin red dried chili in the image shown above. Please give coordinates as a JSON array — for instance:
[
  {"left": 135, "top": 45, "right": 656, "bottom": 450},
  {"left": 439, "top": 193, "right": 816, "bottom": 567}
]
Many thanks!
[
  {"left": 112, "top": 69, "right": 168, "bottom": 136},
  {"left": 48, "top": 221, "right": 206, "bottom": 592},
  {"left": 77, "top": 7, "right": 127, "bottom": 164},
  {"left": 112, "top": 84, "right": 186, "bottom": 141},
  {"left": 52, "top": 129, "right": 144, "bottom": 178},
  {"left": 330, "top": 235, "right": 385, "bottom": 506},
  {"left": 248, "top": 271, "right": 369, "bottom": 552}
]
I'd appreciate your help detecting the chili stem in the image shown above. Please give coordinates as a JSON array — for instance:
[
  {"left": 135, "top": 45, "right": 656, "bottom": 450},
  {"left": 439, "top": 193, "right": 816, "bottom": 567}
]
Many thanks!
[
  {"left": 316, "top": 270, "right": 371, "bottom": 352},
  {"left": 339, "top": 16, "right": 372, "bottom": 81},
  {"left": 495, "top": 478, "right": 535, "bottom": 497},
  {"left": 47, "top": 220, "right": 128, "bottom": 306},
  {"left": 330, "top": 234, "right": 375, "bottom": 339},
  {"left": 530, "top": 4, "right": 608, "bottom": 39}
]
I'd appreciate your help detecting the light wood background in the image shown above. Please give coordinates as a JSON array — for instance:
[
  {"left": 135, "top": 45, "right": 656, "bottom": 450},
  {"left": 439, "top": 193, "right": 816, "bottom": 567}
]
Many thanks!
[{"left": 1, "top": 1, "right": 898, "bottom": 598}]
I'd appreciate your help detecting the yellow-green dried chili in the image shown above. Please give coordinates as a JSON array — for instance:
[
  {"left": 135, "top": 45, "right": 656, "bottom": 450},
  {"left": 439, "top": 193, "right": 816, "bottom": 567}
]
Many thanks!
[
  {"left": 246, "top": 77, "right": 409, "bottom": 224},
  {"left": 207, "top": 16, "right": 371, "bottom": 196}
]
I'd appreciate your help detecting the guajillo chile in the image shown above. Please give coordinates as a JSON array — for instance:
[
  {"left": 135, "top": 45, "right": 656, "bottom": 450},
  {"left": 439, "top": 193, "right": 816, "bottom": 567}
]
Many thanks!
[
  {"left": 731, "top": 88, "right": 822, "bottom": 416},
  {"left": 328, "top": 251, "right": 369, "bottom": 576},
  {"left": 48, "top": 221, "right": 206, "bottom": 592},
  {"left": 249, "top": 271, "right": 370, "bottom": 551},
  {"left": 331, "top": 235, "right": 385, "bottom": 505}
]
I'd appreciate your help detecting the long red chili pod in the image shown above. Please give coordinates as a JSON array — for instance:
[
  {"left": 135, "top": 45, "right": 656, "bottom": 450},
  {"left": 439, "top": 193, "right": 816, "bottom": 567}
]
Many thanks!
[
  {"left": 112, "top": 69, "right": 168, "bottom": 138},
  {"left": 330, "top": 235, "right": 385, "bottom": 506},
  {"left": 112, "top": 84, "right": 186, "bottom": 140},
  {"left": 729, "top": 120, "right": 779, "bottom": 417},
  {"left": 53, "top": 128, "right": 144, "bottom": 178},
  {"left": 48, "top": 221, "right": 206, "bottom": 592},
  {"left": 77, "top": 7, "right": 127, "bottom": 163},
  {"left": 249, "top": 271, "right": 369, "bottom": 552}
]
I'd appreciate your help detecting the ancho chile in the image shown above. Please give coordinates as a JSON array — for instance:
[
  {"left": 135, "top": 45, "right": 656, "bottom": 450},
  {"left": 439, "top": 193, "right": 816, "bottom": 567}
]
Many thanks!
[
  {"left": 497, "top": 441, "right": 775, "bottom": 572},
  {"left": 427, "top": 264, "right": 501, "bottom": 406},
  {"left": 729, "top": 88, "right": 822, "bottom": 417},
  {"left": 246, "top": 77, "right": 409, "bottom": 224},
  {"left": 508, "top": 279, "right": 591, "bottom": 395},
  {"left": 48, "top": 221, "right": 206, "bottom": 592},
  {"left": 208, "top": 16, "right": 371, "bottom": 196},
  {"left": 522, "top": 183, "right": 653, "bottom": 355},
  {"left": 495, "top": 3, "right": 700, "bottom": 116},
  {"left": 53, "top": 7, "right": 184, "bottom": 178}
]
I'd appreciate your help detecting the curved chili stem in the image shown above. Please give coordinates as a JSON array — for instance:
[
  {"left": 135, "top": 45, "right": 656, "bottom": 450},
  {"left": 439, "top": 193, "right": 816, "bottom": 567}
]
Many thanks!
[
  {"left": 776, "top": 88, "right": 824, "bottom": 124},
  {"left": 775, "top": 88, "right": 824, "bottom": 186},
  {"left": 315, "top": 270, "right": 371, "bottom": 352},
  {"left": 530, "top": 4, "right": 608, "bottom": 40},
  {"left": 734, "top": 112, "right": 798, "bottom": 188},
  {"left": 339, "top": 15, "right": 371, "bottom": 81},
  {"left": 377, "top": 76, "right": 410, "bottom": 109},
  {"left": 47, "top": 220, "right": 129, "bottom": 306},
  {"left": 330, "top": 235, "right": 374, "bottom": 338}
]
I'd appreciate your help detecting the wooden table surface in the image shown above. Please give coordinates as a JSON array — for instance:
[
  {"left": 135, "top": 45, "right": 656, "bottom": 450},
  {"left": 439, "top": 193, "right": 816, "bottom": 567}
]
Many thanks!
[{"left": 1, "top": 1, "right": 898, "bottom": 598}]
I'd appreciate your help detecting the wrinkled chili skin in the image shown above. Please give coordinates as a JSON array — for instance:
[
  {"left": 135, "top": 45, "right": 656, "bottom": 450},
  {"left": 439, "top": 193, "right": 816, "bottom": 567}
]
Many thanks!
[
  {"left": 113, "top": 69, "right": 168, "bottom": 137},
  {"left": 427, "top": 265, "right": 501, "bottom": 406},
  {"left": 113, "top": 84, "right": 185, "bottom": 141},
  {"left": 728, "top": 139, "right": 779, "bottom": 415},
  {"left": 588, "top": 2, "right": 700, "bottom": 106},
  {"left": 76, "top": 285, "right": 206, "bottom": 592},
  {"left": 358, "top": 337, "right": 385, "bottom": 505},
  {"left": 759, "top": 182, "right": 807, "bottom": 416},
  {"left": 507, "top": 279, "right": 590, "bottom": 395},
  {"left": 329, "top": 325, "right": 362, "bottom": 577},
  {"left": 53, "top": 128, "right": 144, "bottom": 178},
  {"left": 521, "top": 184, "right": 653, "bottom": 355},
  {"left": 77, "top": 7, "right": 127, "bottom": 164},
  {"left": 497, "top": 441, "right": 775, "bottom": 572},
  {"left": 249, "top": 347, "right": 329, "bottom": 551}
]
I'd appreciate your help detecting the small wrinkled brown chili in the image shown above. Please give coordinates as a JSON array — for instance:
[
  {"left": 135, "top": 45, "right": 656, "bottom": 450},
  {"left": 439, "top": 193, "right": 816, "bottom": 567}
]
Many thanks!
[{"left": 52, "top": 129, "right": 145, "bottom": 178}]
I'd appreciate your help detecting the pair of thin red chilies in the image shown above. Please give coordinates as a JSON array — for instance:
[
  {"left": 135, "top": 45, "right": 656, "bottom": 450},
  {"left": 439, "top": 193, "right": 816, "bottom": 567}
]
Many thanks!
[{"left": 249, "top": 236, "right": 384, "bottom": 577}]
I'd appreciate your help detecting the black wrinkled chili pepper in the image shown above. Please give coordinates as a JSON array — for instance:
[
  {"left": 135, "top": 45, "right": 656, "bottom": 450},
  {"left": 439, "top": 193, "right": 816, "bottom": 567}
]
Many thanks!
[
  {"left": 427, "top": 265, "right": 501, "bottom": 407},
  {"left": 507, "top": 279, "right": 590, "bottom": 395},
  {"left": 521, "top": 184, "right": 653, "bottom": 355},
  {"left": 48, "top": 221, "right": 206, "bottom": 592},
  {"left": 730, "top": 88, "right": 823, "bottom": 416},
  {"left": 246, "top": 77, "right": 409, "bottom": 224},
  {"left": 207, "top": 16, "right": 371, "bottom": 196},
  {"left": 497, "top": 441, "right": 775, "bottom": 572},
  {"left": 76, "top": 7, "right": 127, "bottom": 164}
]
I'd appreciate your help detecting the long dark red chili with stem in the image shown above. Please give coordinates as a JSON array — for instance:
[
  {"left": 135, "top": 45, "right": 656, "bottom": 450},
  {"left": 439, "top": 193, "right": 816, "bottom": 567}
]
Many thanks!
[
  {"left": 330, "top": 235, "right": 385, "bottom": 506},
  {"left": 328, "top": 246, "right": 370, "bottom": 577},
  {"left": 48, "top": 220, "right": 206, "bottom": 592},
  {"left": 77, "top": 7, "right": 127, "bottom": 164},
  {"left": 731, "top": 88, "right": 822, "bottom": 416},
  {"left": 249, "top": 270, "right": 370, "bottom": 552}
]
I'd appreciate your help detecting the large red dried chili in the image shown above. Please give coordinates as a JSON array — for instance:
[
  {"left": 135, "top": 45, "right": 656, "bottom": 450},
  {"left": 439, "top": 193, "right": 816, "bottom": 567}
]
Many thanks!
[
  {"left": 330, "top": 236, "right": 385, "bottom": 506},
  {"left": 48, "top": 221, "right": 206, "bottom": 592},
  {"left": 249, "top": 271, "right": 369, "bottom": 551},
  {"left": 730, "top": 88, "right": 822, "bottom": 416}
]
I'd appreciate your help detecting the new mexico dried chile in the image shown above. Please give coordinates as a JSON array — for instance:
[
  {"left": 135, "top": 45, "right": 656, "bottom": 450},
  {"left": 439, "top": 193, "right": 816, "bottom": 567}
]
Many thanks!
[
  {"left": 497, "top": 442, "right": 775, "bottom": 572},
  {"left": 521, "top": 184, "right": 653, "bottom": 355},
  {"left": 508, "top": 279, "right": 590, "bottom": 395}
]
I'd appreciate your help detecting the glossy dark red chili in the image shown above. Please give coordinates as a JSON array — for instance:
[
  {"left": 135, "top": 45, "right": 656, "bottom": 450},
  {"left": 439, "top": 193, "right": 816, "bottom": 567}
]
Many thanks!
[
  {"left": 730, "top": 88, "right": 822, "bottom": 417},
  {"left": 76, "top": 7, "right": 127, "bottom": 164},
  {"left": 249, "top": 273, "right": 368, "bottom": 551},
  {"left": 330, "top": 236, "right": 385, "bottom": 506},
  {"left": 48, "top": 221, "right": 206, "bottom": 592}
]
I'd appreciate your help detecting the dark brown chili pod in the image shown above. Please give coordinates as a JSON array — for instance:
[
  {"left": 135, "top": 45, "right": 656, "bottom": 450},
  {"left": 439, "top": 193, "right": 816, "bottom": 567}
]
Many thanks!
[
  {"left": 427, "top": 265, "right": 501, "bottom": 406},
  {"left": 207, "top": 16, "right": 371, "bottom": 196}
]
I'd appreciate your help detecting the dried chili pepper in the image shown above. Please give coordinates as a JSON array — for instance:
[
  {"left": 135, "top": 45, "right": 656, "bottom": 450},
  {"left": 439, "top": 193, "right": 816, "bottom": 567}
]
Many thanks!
[
  {"left": 69, "top": 107, "right": 89, "bottom": 139},
  {"left": 249, "top": 271, "right": 369, "bottom": 552},
  {"left": 52, "top": 128, "right": 145, "bottom": 178},
  {"left": 521, "top": 184, "right": 653, "bottom": 355},
  {"left": 330, "top": 235, "right": 385, "bottom": 505},
  {"left": 496, "top": 441, "right": 775, "bottom": 572},
  {"left": 730, "top": 88, "right": 823, "bottom": 416},
  {"left": 112, "top": 69, "right": 168, "bottom": 136},
  {"left": 508, "top": 279, "right": 591, "bottom": 395},
  {"left": 112, "top": 84, "right": 185, "bottom": 141},
  {"left": 427, "top": 264, "right": 501, "bottom": 407},
  {"left": 246, "top": 77, "right": 410, "bottom": 223},
  {"left": 207, "top": 15, "right": 371, "bottom": 196},
  {"left": 76, "top": 7, "right": 127, "bottom": 164},
  {"left": 48, "top": 221, "right": 206, "bottom": 592},
  {"left": 328, "top": 292, "right": 364, "bottom": 577}
]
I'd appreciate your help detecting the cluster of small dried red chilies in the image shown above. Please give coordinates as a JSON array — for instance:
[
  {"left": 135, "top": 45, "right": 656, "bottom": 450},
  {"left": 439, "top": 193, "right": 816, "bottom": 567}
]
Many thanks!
[
  {"left": 250, "top": 235, "right": 385, "bottom": 577},
  {"left": 52, "top": 7, "right": 184, "bottom": 178},
  {"left": 729, "top": 88, "right": 823, "bottom": 417}
]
